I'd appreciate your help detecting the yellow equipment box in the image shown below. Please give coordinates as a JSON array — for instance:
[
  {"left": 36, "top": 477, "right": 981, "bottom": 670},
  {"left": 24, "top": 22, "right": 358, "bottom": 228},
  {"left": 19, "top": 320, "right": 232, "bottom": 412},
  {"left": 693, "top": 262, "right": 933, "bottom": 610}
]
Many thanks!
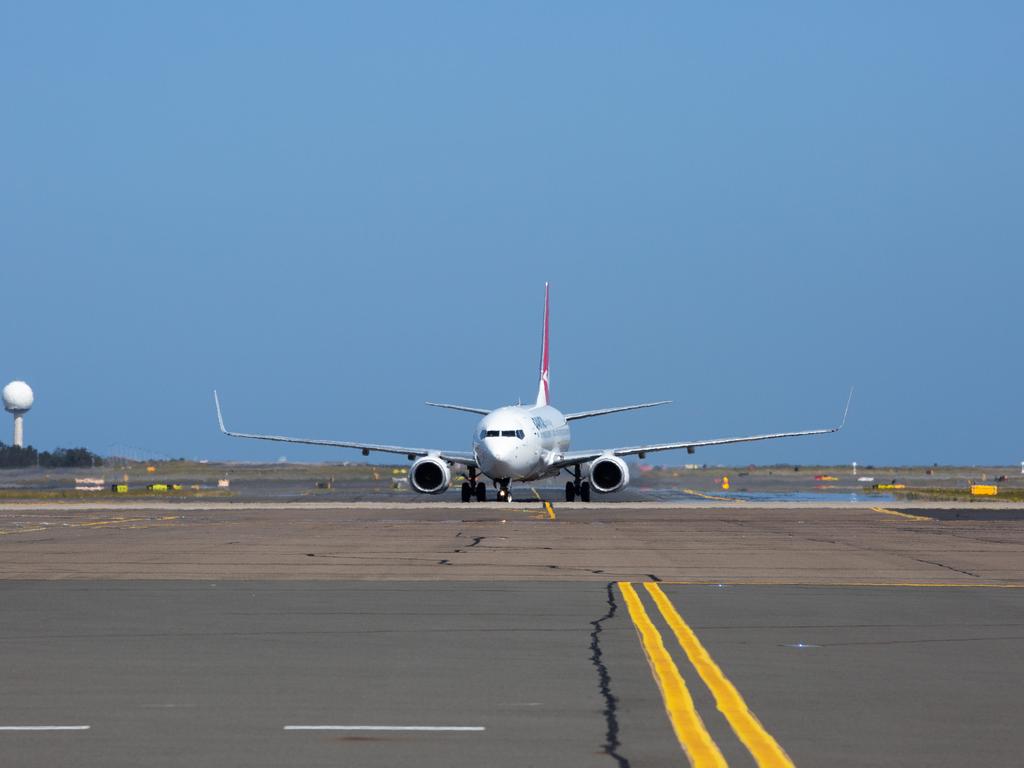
[
  {"left": 147, "top": 483, "right": 169, "bottom": 492},
  {"left": 111, "top": 484, "right": 129, "bottom": 493},
  {"left": 971, "top": 484, "right": 998, "bottom": 496}
]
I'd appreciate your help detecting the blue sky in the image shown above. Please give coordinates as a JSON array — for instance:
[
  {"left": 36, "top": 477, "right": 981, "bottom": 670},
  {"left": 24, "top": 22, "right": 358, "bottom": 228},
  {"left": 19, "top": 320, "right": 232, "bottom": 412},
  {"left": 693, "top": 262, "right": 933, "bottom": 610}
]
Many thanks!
[{"left": 1, "top": 2, "right": 1021, "bottom": 466}]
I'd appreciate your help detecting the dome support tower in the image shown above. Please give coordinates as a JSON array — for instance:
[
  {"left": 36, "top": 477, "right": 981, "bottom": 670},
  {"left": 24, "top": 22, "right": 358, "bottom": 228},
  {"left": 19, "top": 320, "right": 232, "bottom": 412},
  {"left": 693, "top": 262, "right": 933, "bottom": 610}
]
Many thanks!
[{"left": 3, "top": 381, "right": 34, "bottom": 448}]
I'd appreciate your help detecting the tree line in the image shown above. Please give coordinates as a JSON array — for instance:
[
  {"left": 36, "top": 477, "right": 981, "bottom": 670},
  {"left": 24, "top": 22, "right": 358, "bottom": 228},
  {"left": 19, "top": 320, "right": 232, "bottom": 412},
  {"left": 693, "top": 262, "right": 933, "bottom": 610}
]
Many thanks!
[{"left": 0, "top": 443, "right": 104, "bottom": 469}]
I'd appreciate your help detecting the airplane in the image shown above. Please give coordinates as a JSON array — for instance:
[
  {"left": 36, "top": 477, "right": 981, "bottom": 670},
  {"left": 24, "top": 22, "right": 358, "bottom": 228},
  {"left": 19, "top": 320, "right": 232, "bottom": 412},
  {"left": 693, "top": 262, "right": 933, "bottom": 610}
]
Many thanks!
[{"left": 214, "top": 283, "right": 851, "bottom": 502}]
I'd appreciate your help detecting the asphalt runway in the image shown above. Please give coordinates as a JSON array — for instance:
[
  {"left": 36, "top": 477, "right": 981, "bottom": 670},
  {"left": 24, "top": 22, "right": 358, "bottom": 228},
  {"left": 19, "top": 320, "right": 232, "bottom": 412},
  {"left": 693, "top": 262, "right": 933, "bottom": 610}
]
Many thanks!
[{"left": 1, "top": 500, "right": 1022, "bottom": 766}]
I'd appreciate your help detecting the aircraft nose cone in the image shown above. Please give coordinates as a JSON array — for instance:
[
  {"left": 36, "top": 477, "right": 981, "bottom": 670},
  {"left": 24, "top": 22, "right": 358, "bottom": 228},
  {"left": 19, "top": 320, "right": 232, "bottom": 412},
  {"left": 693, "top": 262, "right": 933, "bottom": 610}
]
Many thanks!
[
  {"left": 487, "top": 459, "right": 515, "bottom": 477},
  {"left": 478, "top": 440, "right": 518, "bottom": 478}
]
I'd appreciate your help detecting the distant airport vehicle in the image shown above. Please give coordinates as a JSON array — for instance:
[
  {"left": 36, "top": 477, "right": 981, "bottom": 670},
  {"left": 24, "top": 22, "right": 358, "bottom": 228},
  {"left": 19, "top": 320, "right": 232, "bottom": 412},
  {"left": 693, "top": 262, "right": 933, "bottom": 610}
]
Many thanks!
[{"left": 215, "top": 285, "right": 850, "bottom": 502}]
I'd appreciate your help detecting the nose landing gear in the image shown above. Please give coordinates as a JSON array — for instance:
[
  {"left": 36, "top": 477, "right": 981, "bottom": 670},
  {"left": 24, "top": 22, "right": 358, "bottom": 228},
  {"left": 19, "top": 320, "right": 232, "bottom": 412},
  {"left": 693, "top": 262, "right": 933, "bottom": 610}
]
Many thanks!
[{"left": 495, "top": 479, "right": 513, "bottom": 503}]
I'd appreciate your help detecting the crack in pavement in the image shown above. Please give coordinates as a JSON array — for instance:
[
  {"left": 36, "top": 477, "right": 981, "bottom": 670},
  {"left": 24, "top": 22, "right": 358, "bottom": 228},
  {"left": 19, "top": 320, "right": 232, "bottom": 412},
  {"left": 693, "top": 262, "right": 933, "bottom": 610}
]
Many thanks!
[
  {"left": 589, "top": 582, "right": 629, "bottom": 768},
  {"left": 913, "top": 558, "right": 980, "bottom": 578},
  {"left": 454, "top": 535, "right": 486, "bottom": 554}
]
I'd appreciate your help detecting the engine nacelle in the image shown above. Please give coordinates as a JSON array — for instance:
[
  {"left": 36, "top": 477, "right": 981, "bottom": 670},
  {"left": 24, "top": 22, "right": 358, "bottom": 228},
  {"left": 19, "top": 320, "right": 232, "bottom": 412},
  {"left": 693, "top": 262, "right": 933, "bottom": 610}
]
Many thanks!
[
  {"left": 408, "top": 456, "right": 452, "bottom": 495},
  {"left": 588, "top": 454, "right": 630, "bottom": 494}
]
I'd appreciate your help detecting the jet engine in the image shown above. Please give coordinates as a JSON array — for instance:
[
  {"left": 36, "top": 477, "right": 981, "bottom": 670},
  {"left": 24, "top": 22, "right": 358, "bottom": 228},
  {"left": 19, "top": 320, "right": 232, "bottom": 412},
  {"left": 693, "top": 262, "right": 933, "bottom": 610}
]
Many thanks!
[
  {"left": 588, "top": 454, "right": 630, "bottom": 494},
  {"left": 409, "top": 456, "right": 452, "bottom": 495}
]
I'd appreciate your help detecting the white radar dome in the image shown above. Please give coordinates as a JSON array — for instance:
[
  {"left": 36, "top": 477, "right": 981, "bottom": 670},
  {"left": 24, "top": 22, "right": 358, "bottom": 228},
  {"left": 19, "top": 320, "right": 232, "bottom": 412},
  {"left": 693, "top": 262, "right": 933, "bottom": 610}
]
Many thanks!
[{"left": 3, "top": 381, "right": 34, "bottom": 413}]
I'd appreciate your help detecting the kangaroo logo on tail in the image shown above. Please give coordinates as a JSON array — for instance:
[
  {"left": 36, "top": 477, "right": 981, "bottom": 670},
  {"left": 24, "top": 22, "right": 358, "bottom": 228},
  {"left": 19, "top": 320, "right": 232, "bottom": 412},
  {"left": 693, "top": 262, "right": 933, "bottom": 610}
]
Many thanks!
[{"left": 536, "top": 283, "right": 551, "bottom": 407}]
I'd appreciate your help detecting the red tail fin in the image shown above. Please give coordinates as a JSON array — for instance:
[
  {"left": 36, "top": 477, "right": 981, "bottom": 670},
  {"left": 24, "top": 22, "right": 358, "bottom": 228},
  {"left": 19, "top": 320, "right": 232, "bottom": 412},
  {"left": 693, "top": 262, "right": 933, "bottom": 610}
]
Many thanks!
[{"left": 536, "top": 283, "right": 550, "bottom": 406}]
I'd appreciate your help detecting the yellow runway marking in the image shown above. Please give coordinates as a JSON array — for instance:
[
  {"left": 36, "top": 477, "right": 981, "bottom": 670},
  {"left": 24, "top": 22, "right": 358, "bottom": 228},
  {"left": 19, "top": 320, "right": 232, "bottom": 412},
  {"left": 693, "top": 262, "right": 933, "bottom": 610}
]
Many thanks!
[
  {"left": 871, "top": 506, "right": 931, "bottom": 522},
  {"left": 682, "top": 489, "right": 745, "bottom": 503},
  {"left": 76, "top": 517, "right": 147, "bottom": 527},
  {"left": 0, "top": 527, "right": 47, "bottom": 536},
  {"left": 646, "top": 583, "right": 794, "bottom": 767},
  {"left": 618, "top": 582, "right": 726, "bottom": 767},
  {"left": 530, "top": 488, "right": 556, "bottom": 519}
]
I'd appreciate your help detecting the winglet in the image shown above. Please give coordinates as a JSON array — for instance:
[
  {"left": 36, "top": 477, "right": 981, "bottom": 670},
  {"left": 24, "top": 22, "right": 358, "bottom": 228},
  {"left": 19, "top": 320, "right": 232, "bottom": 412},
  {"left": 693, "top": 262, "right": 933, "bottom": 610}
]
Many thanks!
[
  {"left": 213, "top": 390, "right": 228, "bottom": 434},
  {"left": 838, "top": 386, "right": 854, "bottom": 430}
]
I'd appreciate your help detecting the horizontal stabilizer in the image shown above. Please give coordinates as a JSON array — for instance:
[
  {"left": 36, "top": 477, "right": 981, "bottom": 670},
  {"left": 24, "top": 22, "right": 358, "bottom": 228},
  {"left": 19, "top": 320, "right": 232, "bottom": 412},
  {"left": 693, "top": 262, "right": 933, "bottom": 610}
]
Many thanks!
[
  {"left": 564, "top": 401, "right": 671, "bottom": 421},
  {"left": 424, "top": 402, "right": 491, "bottom": 415}
]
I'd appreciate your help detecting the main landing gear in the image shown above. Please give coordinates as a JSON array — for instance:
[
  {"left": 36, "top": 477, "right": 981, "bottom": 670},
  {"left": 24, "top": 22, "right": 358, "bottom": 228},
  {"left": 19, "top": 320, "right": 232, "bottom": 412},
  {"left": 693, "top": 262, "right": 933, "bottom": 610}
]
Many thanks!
[
  {"left": 460, "top": 468, "right": 488, "bottom": 503},
  {"left": 565, "top": 464, "right": 591, "bottom": 502}
]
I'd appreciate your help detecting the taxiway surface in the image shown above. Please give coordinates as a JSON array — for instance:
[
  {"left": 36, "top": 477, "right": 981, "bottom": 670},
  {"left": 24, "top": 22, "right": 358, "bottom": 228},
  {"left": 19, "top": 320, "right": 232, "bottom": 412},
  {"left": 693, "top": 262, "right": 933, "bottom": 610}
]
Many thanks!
[{"left": 1, "top": 499, "right": 1022, "bottom": 767}]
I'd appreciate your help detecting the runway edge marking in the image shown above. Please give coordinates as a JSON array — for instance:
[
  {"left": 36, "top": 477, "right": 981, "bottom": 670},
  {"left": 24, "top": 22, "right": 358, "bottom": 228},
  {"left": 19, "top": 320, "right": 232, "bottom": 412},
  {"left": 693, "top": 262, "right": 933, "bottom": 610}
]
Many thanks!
[
  {"left": 618, "top": 582, "right": 727, "bottom": 767},
  {"left": 646, "top": 583, "right": 795, "bottom": 768}
]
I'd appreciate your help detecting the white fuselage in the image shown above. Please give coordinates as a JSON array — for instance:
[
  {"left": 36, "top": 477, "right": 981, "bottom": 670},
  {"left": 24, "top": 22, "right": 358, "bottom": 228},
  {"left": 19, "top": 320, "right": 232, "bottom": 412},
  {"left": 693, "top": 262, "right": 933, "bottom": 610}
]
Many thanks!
[{"left": 473, "top": 405, "right": 571, "bottom": 482}]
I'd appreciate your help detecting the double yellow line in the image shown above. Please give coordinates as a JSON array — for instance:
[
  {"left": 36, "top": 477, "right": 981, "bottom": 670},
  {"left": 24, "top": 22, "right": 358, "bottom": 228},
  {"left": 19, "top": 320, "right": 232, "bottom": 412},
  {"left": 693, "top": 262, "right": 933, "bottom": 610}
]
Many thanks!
[{"left": 619, "top": 582, "right": 793, "bottom": 767}]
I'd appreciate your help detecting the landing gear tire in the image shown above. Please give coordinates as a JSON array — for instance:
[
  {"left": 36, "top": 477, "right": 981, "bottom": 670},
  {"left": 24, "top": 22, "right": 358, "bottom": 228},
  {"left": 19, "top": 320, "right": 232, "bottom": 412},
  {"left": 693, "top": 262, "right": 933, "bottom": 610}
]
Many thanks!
[
  {"left": 461, "top": 482, "right": 472, "bottom": 503},
  {"left": 580, "top": 481, "right": 591, "bottom": 503},
  {"left": 565, "top": 481, "right": 576, "bottom": 502},
  {"left": 475, "top": 483, "right": 486, "bottom": 502}
]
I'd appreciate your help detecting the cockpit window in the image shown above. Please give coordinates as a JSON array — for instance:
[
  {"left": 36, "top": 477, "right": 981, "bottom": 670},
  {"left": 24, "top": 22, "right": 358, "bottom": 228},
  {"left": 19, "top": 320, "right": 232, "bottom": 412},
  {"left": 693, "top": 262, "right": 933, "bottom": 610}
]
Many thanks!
[{"left": 482, "top": 429, "right": 524, "bottom": 439}]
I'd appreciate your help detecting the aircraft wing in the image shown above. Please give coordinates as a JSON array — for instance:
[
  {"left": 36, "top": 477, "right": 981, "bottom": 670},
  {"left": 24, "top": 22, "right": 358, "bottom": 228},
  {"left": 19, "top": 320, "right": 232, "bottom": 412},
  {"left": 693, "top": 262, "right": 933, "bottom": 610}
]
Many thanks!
[
  {"left": 214, "top": 392, "right": 477, "bottom": 467},
  {"left": 553, "top": 389, "right": 852, "bottom": 468}
]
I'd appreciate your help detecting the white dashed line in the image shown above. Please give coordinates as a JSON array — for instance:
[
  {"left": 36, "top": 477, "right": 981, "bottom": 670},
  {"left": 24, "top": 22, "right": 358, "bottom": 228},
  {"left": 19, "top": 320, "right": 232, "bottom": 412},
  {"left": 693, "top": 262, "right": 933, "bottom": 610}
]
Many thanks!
[{"left": 284, "top": 725, "right": 485, "bottom": 732}]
